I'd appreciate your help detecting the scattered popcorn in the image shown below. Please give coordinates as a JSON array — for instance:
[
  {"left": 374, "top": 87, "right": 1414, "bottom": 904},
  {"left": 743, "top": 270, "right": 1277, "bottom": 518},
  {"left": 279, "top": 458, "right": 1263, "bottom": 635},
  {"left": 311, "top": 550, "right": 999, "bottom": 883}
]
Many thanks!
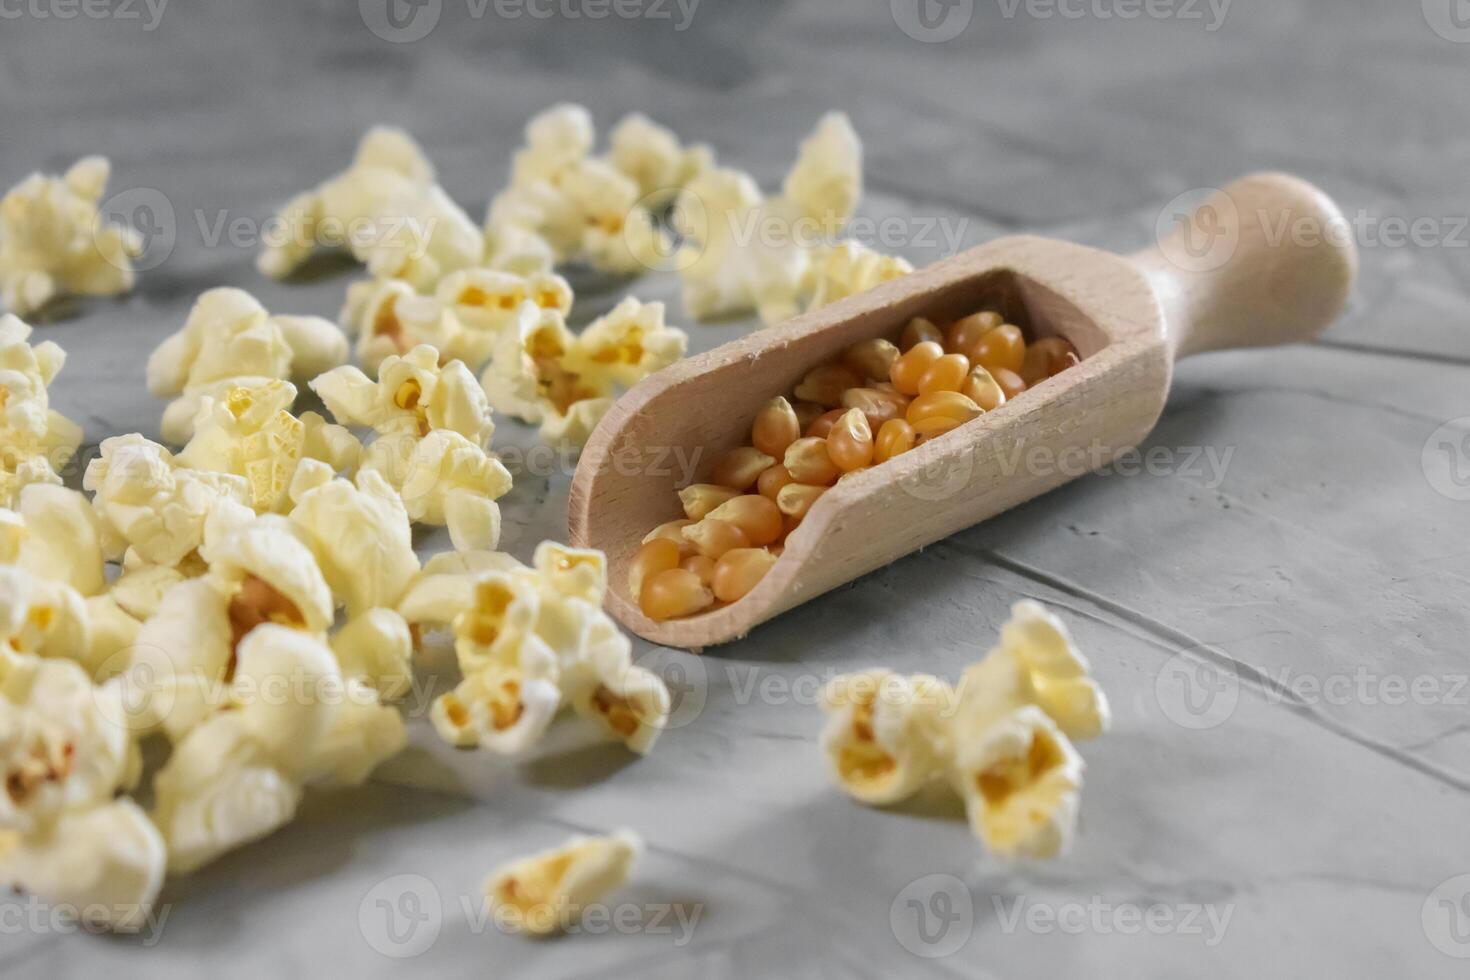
[
  {"left": 805, "top": 240, "right": 913, "bottom": 313},
  {"left": 312, "top": 343, "right": 494, "bottom": 445},
  {"left": 608, "top": 113, "right": 714, "bottom": 209},
  {"left": 485, "top": 829, "right": 642, "bottom": 936},
  {"left": 0, "top": 564, "right": 90, "bottom": 667},
  {"left": 330, "top": 608, "right": 414, "bottom": 700},
  {"left": 0, "top": 156, "right": 140, "bottom": 316},
  {"left": 818, "top": 669, "right": 955, "bottom": 806},
  {"left": 13, "top": 484, "right": 106, "bottom": 598},
  {"left": 0, "top": 315, "right": 83, "bottom": 506},
  {"left": 782, "top": 112, "right": 864, "bottom": 231},
  {"left": 177, "top": 380, "right": 360, "bottom": 514},
  {"left": 257, "top": 127, "right": 483, "bottom": 290},
  {"left": 146, "top": 288, "right": 349, "bottom": 443}
]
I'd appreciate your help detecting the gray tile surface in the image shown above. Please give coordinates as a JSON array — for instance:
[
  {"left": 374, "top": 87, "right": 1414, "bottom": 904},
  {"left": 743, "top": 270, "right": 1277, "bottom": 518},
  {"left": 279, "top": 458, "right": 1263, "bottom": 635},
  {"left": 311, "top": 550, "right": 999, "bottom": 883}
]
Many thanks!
[{"left": 1, "top": 0, "right": 1468, "bottom": 976}]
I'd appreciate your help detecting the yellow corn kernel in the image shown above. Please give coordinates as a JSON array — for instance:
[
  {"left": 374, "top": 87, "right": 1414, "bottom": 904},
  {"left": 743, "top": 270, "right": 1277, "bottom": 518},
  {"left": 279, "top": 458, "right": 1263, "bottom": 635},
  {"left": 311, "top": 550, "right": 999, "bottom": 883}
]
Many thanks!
[
  {"left": 681, "top": 554, "right": 716, "bottom": 585},
  {"left": 681, "top": 517, "right": 751, "bottom": 559},
  {"left": 874, "top": 418, "right": 916, "bottom": 462},
  {"left": 968, "top": 323, "right": 1026, "bottom": 374},
  {"left": 628, "top": 538, "right": 681, "bottom": 600},
  {"left": 840, "top": 386, "right": 908, "bottom": 431},
  {"left": 711, "top": 446, "right": 776, "bottom": 491},
  {"left": 916, "top": 353, "right": 972, "bottom": 395},
  {"left": 889, "top": 341, "right": 944, "bottom": 396},
  {"left": 712, "top": 548, "right": 778, "bottom": 603},
  {"left": 1020, "top": 336, "right": 1081, "bottom": 385},
  {"left": 643, "top": 519, "right": 695, "bottom": 554},
  {"left": 992, "top": 367, "right": 1027, "bottom": 400},
  {"left": 793, "top": 363, "right": 862, "bottom": 407},
  {"left": 945, "top": 311, "right": 1003, "bottom": 355},
  {"left": 827, "top": 409, "right": 874, "bottom": 472},
  {"left": 806, "top": 408, "right": 844, "bottom": 439},
  {"left": 640, "top": 568, "right": 714, "bottom": 620},
  {"left": 757, "top": 463, "right": 795, "bottom": 501},
  {"left": 776, "top": 482, "right": 827, "bottom": 520},
  {"left": 912, "top": 415, "right": 964, "bottom": 441},
  {"left": 678, "top": 484, "right": 742, "bottom": 521},
  {"left": 906, "top": 391, "right": 982, "bottom": 425},
  {"left": 843, "top": 338, "right": 900, "bottom": 381},
  {"left": 961, "top": 365, "right": 1006, "bottom": 411},
  {"left": 783, "top": 437, "right": 840, "bottom": 486},
  {"left": 900, "top": 317, "right": 944, "bottom": 351},
  {"left": 751, "top": 396, "right": 801, "bottom": 459},
  {"left": 705, "top": 494, "right": 784, "bottom": 547}
]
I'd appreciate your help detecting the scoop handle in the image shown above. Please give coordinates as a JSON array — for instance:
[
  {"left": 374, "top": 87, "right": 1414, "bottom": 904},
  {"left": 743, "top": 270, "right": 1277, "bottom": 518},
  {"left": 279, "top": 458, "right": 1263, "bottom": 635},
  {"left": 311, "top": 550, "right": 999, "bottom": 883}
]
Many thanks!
[{"left": 1130, "top": 173, "right": 1358, "bottom": 359}]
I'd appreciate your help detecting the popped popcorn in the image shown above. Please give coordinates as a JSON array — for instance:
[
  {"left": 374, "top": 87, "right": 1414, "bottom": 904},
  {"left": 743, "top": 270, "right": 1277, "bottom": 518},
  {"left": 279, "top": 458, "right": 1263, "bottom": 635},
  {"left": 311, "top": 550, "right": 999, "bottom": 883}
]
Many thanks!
[
  {"left": 0, "top": 157, "right": 140, "bottom": 316},
  {"left": 818, "top": 669, "right": 955, "bottom": 805},
  {"left": 330, "top": 608, "right": 414, "bottom": 700},
  {"left": 312, "top": 343, "right": 494, "bottom": 445},
  {"left": 805, "top": 240, "right": 913, "bottom": 312},
  {"left": 146, "top": 288, "right": 349, "bottom": 443},
  {"left": 257, "top": 127, "right": 482, "bottom": 290},
  {"left": 0, "top": 314, "right": 83, "bottom": 506},
  {"left": 13, "top": 484, "right": 106, "bottom": 598},
  {"left": 485, "top": 829, "right": 642, "bottom": 936},
  {"left": 0, "top": 565, "right": 90, "bottom": 667},
  {"left": 177, "top": 380, "right": 360, "bottom": 514},
  {"left": 608, "top": 112, "right": 714, "bottom": 208}
]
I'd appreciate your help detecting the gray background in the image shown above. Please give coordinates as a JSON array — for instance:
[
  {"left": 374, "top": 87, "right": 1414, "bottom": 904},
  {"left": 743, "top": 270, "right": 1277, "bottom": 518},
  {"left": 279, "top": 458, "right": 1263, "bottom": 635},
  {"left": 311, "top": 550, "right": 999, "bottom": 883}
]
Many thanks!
[{"left": 2, "top": 0, "right": 1469, "bottom": 976}]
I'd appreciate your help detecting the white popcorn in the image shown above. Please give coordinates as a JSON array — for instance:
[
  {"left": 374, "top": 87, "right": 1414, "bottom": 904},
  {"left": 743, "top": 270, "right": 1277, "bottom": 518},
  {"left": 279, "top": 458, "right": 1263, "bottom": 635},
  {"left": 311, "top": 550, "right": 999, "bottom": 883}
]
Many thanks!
[
  {"left": 0, "top": 157, "right": 140, "bottom": 316},
  {"left": 562, "top": 636, "right": 670, "bottom": 756},
  {"left": 85, "top": 434, "right": 252, "bottom": 568},
  {"left": 537, "top": 396, "right": 614, "bottom": 451},
  {"left": 430, "top": 652, "right": 561, "bottom": 754},
  {"left": 14, "top": 484, "right": 106, "bottom": 597},
  {"left": 819, "top": 670, "right": 954, "bottom": 805},
  {"left": 532, "top": 540, "right": 607, "bottom": 607},
  {"left": 288, "top": 468, "right": 420, "bottom": 619},
  {"left": 177, "top": 380, "right": 360, "bottom": 514},
  {"left": 330, "top": 608, "right": 414, "bottom": 700},
  {"left": 312, "top": 343, "right": 494, "bottom": 445},
  {"left": 608, "top": 112, "right": 714, "bottom": 208},
  {"left": 108, "top": 561, "right": 187, "bottom": 622},
  {"left": 82, "top": 594, "right": 141, "bottom": 681},
  {"left": 296, "top": 677, "right": 406, "bottom": 788},
  {"left": 0, "top": 799, "right": 165, "bottom": 933},
  {"left": 480, "top": 305, "right": 592, "bottom": 424},
  {"left": 340, "top": 277, "right": 422, "bottom": 373},
  {"left": 566, "top": 297, "right": 688, "bottom": 390},
  {"left": 485, "top": 829, "right": 642, "bottom": 936},
  {"left": 0, "top": 315, "right": 83, "bottom": 506},
  {"left": 200, "top": 514, "right": 335, "bottom": 634},
  {"left": 257, "top": 127, "right": 482, "bottom": 290},
  {"left": 396, "top": 549, "right": 523, "bottom": 628},
  {"left": 146, "top": 288, "right": 348, "bottom": 443},
  {"left": 0, "top": 565, "right": 89, "bottom": 666},
  {"left": 781, "top": 112, "right": 863, "bottom": 229},
  {"left": 805, "top": 241, "right": 913, "bottom": 312}
]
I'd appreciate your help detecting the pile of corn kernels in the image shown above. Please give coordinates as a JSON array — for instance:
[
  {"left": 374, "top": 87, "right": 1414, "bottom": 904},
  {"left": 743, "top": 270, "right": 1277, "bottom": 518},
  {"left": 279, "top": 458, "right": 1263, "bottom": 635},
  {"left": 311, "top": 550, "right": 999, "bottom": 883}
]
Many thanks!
[{"left": 629, "top": 313, "right": 1081, "bottom": 620}]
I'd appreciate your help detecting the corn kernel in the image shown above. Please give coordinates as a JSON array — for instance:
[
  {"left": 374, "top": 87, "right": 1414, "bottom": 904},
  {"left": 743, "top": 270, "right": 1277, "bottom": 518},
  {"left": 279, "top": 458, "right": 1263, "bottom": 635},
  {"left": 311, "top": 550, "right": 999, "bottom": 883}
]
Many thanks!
[
  {"left": 793, "top": 364, "right": 862, "bottom": 407},
  {"left": 751, "top": 396, "right": 801, "bottom": 458},
  {"left": 827, "top": 409, "right": 874, "bottom": 472},
  {"left": 1020, "top": 336, "right": 1081, "bottom": 385},
  {"left": 906, "top": 391, "right": 982, "bottom": 425},
  {"left": 840, "top": 386, "right": 908, "bottom": 431},
  {"left": 681, "top": 554, "right": 716, "bottom": 585},
  {"left": 889, "top": 341, "right": 944, "bottom": 396},
  {"left": 757, "top": 463, "right": 795, "bottom": 501},
  {"left": 678, "top": 483, "right": 741, "bottom": 521},
  {"left": 843, "top": 338, "right": 900, "bottom": 381},
  {"left": 792, "top": 400, "right": 825, "bottom": 432},
  {"left": 968, "top": 323, "right": 1025, "bottom": 374},
  {"left": 711, "top": 446, "right": 776, "bottom": 490},
  {"left": 961, "top": 366, "right": 1006, "bottom": 411},
  {"left": 643, "top": 519, "right": 695, "bottom": 553},
  {"left": 900, "top": 318, "right": 944, "bottom": 351},
  {"left": 712, "top": 548, "right": 778, "bottom": 603},
  {"left": 705, "top": 494, "right": 784, "bottom": 546},
  {"left": 640, "top": 567, "right": 714, "bottom": 620},
  {"left": 992, "top": 367, "right": 1027, "bottom": 400},
  {"left": 945, "top": 311, "right": 1003, "bottom": 355},
  {"left": 874, "top": 418, "right": 916, "bottom": 462},
  {"left": 681, "top": 517, "right": 751, "bottom": 559},
  {"left": 776, "top": 482, "right": 827, "bottom": 520},
  {"left": 916, "top": 353, "right": 972, "bottom": 395},
  {"left": 806, "top": 408, "right": 844, "bottom": 439},
  {"left": 628, "top": 538, "right": 681, "bottom": 600},
  {"left": 912, "top": 415, "right": 963, "bottom": 441},
  {"left": 783, "top": 436, "right": 840, "bottom": 486}
]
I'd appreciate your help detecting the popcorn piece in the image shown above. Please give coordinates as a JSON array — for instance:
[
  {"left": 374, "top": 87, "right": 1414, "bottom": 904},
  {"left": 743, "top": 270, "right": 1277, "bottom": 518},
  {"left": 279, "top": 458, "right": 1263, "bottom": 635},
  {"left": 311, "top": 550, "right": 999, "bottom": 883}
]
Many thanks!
[
  {"left": 608, "top": 113, "right": 714, "bottom": 208},
  {"left": 200, "top": 514, "right": 335, "bottom": 635},
  {"left": 481, "top": 305, "right": 596, "bottom": 425},
  {"left": 819, "top": 670, "right": 954, "bottom": 805},
  {"left": 257, "top": 126, "right": 482, "bottom": 290},
  {"left": 805, "top": 241, "right": 913, "bottom": 312},
  {"left": 0, "top": 798, "right": 165, "bottom": 933},
  {"left": 0, "top": 565, "right": 90, "bottom": 666},
  {"left": 84, "top": 434, "right": 252, "bottom": 568},
  {"left": 146, "top": 288, "right": 348, "bottom": 443},
  {"left": 485, "top": 829, "right": 642, "bottom": 936},
  {"left": 330, "top": 607, "right": 414, "bottom": 700},
  {"left": 566, "top": 297, "right": 687, "bottom": 390},
  {"left": 14, "top": 484, "right": 106, "bottom": 597},
  {"left": 296, "top": 676, "right": 406, "bottom": 787},
  {"left": 288, "top": 468, "right": 420, "bottom": 618},
  {"left": 0, "top": 315, "right": 84, "bottom": 506},
  {"left": 562, "top": 636, "right": 670, "bottom": 756},
  {"left": 781, "top": 112, "right": 863, "bottom": 229},
  {"left": 312, "top": 344, "right": 494, "bottom": 445},
  {"left": 178, "top": 380, "right": 360, "bottom": 514},
  {"left": 533, "top": 540, "right": 607, "bottom": 606},
  {"left": 0, "top": 156, "right": 140, "bottom": 316},
  {"left": 538, "top": 397, "right": 614, "bottom": 452}
]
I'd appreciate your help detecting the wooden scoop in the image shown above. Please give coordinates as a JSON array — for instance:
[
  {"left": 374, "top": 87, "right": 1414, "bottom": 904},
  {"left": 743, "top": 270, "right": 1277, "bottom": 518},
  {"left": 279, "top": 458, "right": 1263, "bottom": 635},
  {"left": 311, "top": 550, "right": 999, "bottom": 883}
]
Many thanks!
[{"left": 569, "top": 173, "right": 1358, "bottom": 649}]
